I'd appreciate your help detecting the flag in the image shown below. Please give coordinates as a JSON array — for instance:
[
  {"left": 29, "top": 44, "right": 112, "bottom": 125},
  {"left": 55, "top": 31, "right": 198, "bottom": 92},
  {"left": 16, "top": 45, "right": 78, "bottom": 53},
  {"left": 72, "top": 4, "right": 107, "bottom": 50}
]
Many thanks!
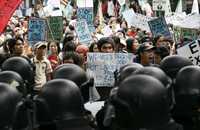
[
  {"left": 0, "top": 0, "right": 22, "bottom": 33},
  {"left": 165, "top": 0, "right": 172, "bottom": 15},
  {"left": 175, "top": 0, "right": 183, "bottom": 13},
  {"left": 191, "top": 0, "right": 199, "bottom": 14}
]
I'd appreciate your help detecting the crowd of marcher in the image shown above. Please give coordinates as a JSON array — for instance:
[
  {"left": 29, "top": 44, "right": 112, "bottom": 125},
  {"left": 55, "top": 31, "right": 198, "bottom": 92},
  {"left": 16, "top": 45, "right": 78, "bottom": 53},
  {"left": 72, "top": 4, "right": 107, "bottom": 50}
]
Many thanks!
[{"left": 0, "top": 0, "right": 200, "bottom": 130}]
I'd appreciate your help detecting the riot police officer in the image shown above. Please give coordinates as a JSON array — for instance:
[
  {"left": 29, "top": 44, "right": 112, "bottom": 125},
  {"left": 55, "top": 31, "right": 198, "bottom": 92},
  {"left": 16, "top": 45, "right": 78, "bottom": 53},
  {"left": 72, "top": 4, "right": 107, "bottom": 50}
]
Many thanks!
[
  {"left": 0, "top": 83, "right": 22, "bottom": 130},
  {"left": 97, "top": 75, "right": 182, "bottom": 130},
  {"left": 36, "top": 79, "right": 94, "bottom": 130},
  {"left": 173, "top": 65, "right": 200, "bottom": 130},
  {"left": 53, "top": 63, "right": 93, "bottom": 103}
]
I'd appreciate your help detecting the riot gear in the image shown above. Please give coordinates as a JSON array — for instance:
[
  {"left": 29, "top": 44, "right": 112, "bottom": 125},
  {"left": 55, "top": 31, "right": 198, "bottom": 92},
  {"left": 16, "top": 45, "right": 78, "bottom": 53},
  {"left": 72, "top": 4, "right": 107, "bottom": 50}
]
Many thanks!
[
  {"left": 117, "top": 63, "right": 143, "bottom": 84},
  {"left": 110, "top": 75, "right": 171, "bottom": 129},
  {"left": 1, "top": 56, "right": 35, "bottom": 89},
  {"left": 134, "top": 66, "right": 171, "bottom": 87},
  {"left": 0, "top": 71, "right": 26, "bottom": 96},
  {"left": 133, "top": 66, "right": 175, "bottom": 110},
  {"left": 160, "top": 55, "right": 193, "bottom": 79},
  {"left": 36, "top": 79, "right": 93, "bottom": 130},
  {"left": 0, "top": 83, "right": 22, "bottom": 130},
  {"left": 53, "top": 64, "right": 92, "bottom": 102},
  {"left": 173, "top": 65, "right": 200, "bottom": 130}
]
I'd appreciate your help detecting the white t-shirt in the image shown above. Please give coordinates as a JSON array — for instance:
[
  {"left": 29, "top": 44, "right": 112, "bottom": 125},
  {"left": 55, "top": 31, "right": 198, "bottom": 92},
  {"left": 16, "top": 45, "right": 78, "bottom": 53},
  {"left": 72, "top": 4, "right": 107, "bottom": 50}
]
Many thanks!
[{"left": 32, "top": 57, "right": 52, "bottom": 90}]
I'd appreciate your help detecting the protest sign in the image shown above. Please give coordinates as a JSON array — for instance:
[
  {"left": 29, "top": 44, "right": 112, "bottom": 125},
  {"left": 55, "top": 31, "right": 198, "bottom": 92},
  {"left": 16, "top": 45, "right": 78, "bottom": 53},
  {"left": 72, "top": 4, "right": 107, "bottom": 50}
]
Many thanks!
[
  {"left": 122, "top": 9, "right": 135, "bottom": 28},
  {"left": 152, "top": 0, "right": 167, "bottom": 11},
  {"left": 75, "top": 20, "right": 92, "bottom": 45},
  {"left": 173, "top": 27, "right": 198, "bottom": 42},
  {"left": 0, "top": 0, "right": 22, "bottom": 33},
  {"left": 77, "top": 7, "right": 93, "bottom": 26},
  {"left": 177, "top": 40, "right": 200, "bottom": 65},
  {"left": 148, "top": 17, "right": 171, "bottom": 38},
  {"left": 132, "top": 13, "right": 154, "bottom": 32},
  {"left": 28, "top": 18, "right": 46, "bottom": 44},
  {"left": 87, "top": 53, "right": 135, "bottom": 87},
  {"left": 47, "top": 16, "right": 63, "bottom": 41},
  {"left": 77, "top": 0, "right": 93, "bottom": 7}
]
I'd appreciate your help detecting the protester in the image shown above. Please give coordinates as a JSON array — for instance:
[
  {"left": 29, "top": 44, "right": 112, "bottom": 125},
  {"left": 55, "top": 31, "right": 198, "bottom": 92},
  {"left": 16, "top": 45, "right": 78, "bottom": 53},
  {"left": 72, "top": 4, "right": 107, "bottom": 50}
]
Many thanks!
[
  {"left": 32, "top": 41, "right": 52, "bottom": 91},
  {"left": 47, "top": 40, "right": 61, "bottom": 70}
]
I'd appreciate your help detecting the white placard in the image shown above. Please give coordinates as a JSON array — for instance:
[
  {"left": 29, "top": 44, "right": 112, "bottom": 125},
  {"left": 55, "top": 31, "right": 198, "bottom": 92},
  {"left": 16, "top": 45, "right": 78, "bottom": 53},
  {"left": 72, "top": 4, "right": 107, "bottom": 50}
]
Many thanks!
[{"left": 177, "top": 40, "right": 200, "bottom": 65}]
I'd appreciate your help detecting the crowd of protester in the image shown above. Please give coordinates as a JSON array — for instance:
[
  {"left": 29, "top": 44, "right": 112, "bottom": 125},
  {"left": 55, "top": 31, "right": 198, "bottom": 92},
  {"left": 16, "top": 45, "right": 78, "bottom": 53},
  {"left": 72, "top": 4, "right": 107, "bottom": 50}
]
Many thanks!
[{"left": 0, "top": 0, "right": 200, "bottom": 130}]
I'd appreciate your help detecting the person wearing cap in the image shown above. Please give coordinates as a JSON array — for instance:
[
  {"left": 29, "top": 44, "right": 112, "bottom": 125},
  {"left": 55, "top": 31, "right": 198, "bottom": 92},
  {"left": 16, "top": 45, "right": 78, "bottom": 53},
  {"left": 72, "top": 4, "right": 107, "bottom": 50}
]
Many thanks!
[
  {"left": 32, "top": 41, "right": 52, "bottom": 92},
  {"left": 137, "top": 42, "right": 156, "bottom": 66}
]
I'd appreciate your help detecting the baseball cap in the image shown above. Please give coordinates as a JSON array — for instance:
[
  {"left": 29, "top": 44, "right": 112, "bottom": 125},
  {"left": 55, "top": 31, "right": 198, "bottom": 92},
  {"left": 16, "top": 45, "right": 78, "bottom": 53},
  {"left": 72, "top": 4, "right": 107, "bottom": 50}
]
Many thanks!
[{"left": 34, "top": 41, "right": 47, "bottom": 49}]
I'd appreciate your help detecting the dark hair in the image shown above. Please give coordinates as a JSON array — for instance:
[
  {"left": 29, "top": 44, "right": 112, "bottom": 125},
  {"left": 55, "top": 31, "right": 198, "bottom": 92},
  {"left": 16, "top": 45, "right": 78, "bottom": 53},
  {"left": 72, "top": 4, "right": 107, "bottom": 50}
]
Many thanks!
[
  {"left": 62, "top": 41, "right": 76, "bottom": 52},
  {"left": 47, "top": 40, "right": 61, "bottom": 54},
  {"left": 63, "top": 51, "right": 84, "bottom": 67},
  {"left": 153, "top": 34, "right": 163, "bottom": 46},
  {"left": 89, "top": 41, "right": 98, "bottom": 52},
  {"left": 126, "top": 38, "right": 134, "bottom": 52},
  {"left": 97, "top": 37, "right": 115, "bottom": 51}
]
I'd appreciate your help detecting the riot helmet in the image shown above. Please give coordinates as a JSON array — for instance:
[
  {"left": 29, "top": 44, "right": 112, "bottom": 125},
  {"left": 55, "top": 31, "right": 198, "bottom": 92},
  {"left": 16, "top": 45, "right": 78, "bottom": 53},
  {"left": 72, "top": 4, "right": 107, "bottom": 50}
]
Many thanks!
[
  {"left": 111, "top": 75, "right": 171, "bottom": 129},
  {"left": 53, "top": 64, "right": 92, "bottom": 102},
  {"left": 115, "top": 63, "right": 143, "bottom": 85},
  {"left": 36, "top": 79, "right": 84, "bottom": 125},
  {"left": 160, "top": 55, "right": 193, "bottom": 79},
  {"left": 134, "top": 66, "right": 171, "bottom": 87},
  {"left": 174, "top": 65, "right": 200, "bottom": 118},
  {"left": 1, "top": 56, "right": 35, "bottom": 88},
  {"left": 0, "top": 71, "right": 26, "bottom": 96},
  {"left": 0, "top": 83, "right": 22, "bottom": 129}
]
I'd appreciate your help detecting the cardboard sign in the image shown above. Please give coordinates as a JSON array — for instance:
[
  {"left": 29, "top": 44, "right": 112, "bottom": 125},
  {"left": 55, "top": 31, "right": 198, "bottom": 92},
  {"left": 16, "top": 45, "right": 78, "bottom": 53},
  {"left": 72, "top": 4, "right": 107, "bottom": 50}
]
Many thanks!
[
  {"left": 177, "top": 40, "right": 200, "bottom": 65},
  {"left": 75, "top": 20, "right": 92, "bottom": 45},
  {"left": 152, "top": 0, "right": 167, "bottom": 11},
  {"left": 0, "top": 0, "right": 22, "bottom": 33},
  {"left": 47, "top": 16, "right": 63, "bottom": 41},
  {"left": 28, "top": 18, "right": 46, "bottom": 44},
  {"left": 77, "top": 7, "right": 93, "bottom": 26},
  {"left": 148, "top": 17, "right": 171, "bottom": 38},
  {"left": 87, "top": 53, "right": 135, "bottom": 87}
]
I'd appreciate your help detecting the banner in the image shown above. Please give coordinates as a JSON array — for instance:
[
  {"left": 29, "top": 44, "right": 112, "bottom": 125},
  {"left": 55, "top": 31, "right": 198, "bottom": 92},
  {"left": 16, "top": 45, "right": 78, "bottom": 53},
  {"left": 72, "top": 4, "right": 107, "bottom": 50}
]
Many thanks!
[
  {"left": 148, "top": 17, "right": 171, "bottom": 38},
  {"left": 28, "top": 18, "right": 47, "bottom": 44},
  {"left": 47, "top": 16, "right": 63, "bottom": 41},
  {"left": 0, "top": 0, "right": 22, "bottom": 33},
  {"left": 87, "top": 53, "right": 135, "bottom": 86},
  {"left": 177, "top": 40, "right": 200, "bottom": 65},
  {"left": 75, "top": 20, "right": 92, "bottom": 45}
]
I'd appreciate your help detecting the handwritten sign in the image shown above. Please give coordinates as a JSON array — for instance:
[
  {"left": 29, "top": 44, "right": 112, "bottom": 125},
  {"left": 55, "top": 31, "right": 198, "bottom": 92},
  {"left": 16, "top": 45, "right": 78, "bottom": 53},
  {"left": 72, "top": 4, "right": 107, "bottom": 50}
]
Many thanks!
[
  {"left": 77, "top": 7, "right": 93, "bottom": 26},
  {"left": 0, "top": 0, "right": 22, "bottom": 33},
  {"left": 28, "top": 18, "right": 46, "bottom": 44},
  {"left": 177, "top": 40, "right": 200, "bottom": 65},
  {"left": 47, "top": 16, "right": 63, "bottom": 41},
  {"left": 148, "top": 17, "right": 171, "bottom": 38},
  {"left": 75, "top": 20, "right": 92, "bottom": 45},
  {"left": 87, "top": 53, "right": 135, "bottom": 87}
]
